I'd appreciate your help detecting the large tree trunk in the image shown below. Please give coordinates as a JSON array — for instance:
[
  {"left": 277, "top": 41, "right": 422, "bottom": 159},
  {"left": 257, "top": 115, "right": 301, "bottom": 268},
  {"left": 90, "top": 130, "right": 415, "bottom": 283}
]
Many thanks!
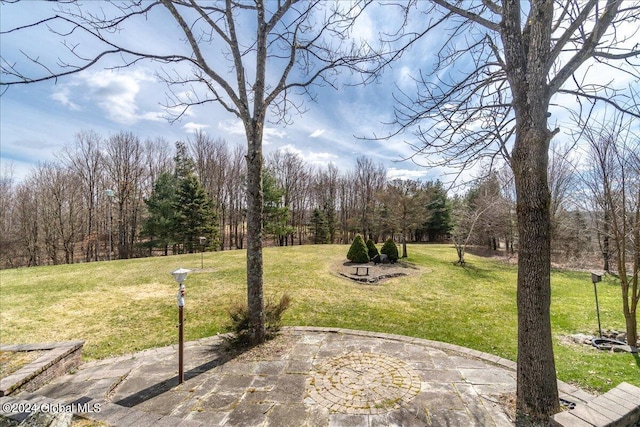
[
  {"left": 512, "top": 127, "right": 560, "bottom": 425},
  {"left": 245, "top": 122, "right": 266, "bottom": 345}
]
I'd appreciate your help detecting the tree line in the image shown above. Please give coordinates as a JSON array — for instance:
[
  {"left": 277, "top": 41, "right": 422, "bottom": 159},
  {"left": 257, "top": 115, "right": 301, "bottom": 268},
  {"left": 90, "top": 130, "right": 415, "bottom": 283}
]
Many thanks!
[
  {"left": 3, "top": 123, "right": 637, "bottom": 279},
  {"left": 0, "top": 129, "right": 455, "bottom": 269}
]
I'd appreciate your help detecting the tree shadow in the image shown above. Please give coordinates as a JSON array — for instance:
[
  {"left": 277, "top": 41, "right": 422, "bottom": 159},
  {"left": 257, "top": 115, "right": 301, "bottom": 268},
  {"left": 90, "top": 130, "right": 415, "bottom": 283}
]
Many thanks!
[{"left": 113, "top": 341, "right": 244, "bottom": 408}]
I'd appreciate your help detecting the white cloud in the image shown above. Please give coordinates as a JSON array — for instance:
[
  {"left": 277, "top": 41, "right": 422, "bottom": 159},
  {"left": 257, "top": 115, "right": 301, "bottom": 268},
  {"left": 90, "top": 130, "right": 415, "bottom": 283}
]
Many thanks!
[
  {"left": 265, "top": 127, "right": 286, "bottom": 141},
  {"left": 50, "top": 87, "right": 80, "bottom": 111},
  {"left": 351, "top": 8, "right": 374, "bottom": 44},
  {"left": 218, "top": 119, "right": 245, "bottom": 136},
  {"left": 279, "top": 144, "right": 303, "bottom": 156},
  {"left": 50, "top": 69, "right": 168, "bottom": 125},
  {"left": 81, "top": 69, "right": 155, "bottom": 124},
  {"left": 309, "top": 129, "right": 326, "bottom": 138},
  {"left": 138, "top": 111, "right": 165, "bottom": 122},
  {"left": 278, "top": 144, "right": 337, "bottom": 166},
  {"left": 218, "top": 119, "right": 286, "bottom": 144},
  {"left": 386, "top": 167, "right": 431, "bottom": 181},
  {"left": 183, "top": 122, "right": 210, "bottom": 133},
  {"left": 397, "top": 66, "right": 414, "bottom": 90}
]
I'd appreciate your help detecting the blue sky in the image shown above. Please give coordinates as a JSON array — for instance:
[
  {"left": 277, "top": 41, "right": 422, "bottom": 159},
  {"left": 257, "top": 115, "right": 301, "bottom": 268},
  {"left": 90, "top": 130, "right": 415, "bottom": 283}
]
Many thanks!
[
  {"left": 0, "top": 1, "right": 444, "bottom": 183},
  {"left": 1, "top": 2, "right": 638, "bottom": 185}
]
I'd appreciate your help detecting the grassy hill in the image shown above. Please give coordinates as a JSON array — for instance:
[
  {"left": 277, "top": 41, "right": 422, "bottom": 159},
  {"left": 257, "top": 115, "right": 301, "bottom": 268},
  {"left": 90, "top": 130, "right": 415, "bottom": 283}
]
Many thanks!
[{"left": 0, "top": 244, "right": 636, "bottom": 393}]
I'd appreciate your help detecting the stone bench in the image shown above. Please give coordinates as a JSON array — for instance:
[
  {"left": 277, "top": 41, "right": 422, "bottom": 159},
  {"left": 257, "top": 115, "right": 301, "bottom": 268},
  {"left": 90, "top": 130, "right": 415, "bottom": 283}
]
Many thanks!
[{"left": 551, "top": 382, "right": 640, "bottom": 427}]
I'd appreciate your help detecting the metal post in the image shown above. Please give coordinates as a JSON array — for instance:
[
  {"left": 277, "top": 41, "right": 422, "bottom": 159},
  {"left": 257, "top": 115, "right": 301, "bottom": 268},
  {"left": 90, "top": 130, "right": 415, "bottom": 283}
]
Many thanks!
[
  {"left": 591, "top": 272, "right": 603, "bottom": 338},
  {"left": 108, "top": 199, "right": 112, "bottom": 261},
  {"left": 593, "top": 281, "right": 603, "bottom": 338},
  {"left": 178, "top": 304, "right": 184, "bottom": 383},
  {"left": 172, "top": 268, "right": 190, "bottom": 385},
  {"left": 177, "top": 283, "right": 185, "bottom": 384}
]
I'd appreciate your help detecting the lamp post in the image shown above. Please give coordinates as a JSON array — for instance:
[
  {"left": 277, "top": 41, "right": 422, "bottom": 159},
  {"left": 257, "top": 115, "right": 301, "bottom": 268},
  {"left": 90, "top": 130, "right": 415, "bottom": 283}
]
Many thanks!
[
  {"left": 105, "top": 189, "right": 115, "bottom": 261},
  {"left": 172, "top": 267, "right": 191, "bottom": 384},
  {"left": 199, "top": 236, "right": 206, "bottom": 269},
  {"left": 591, "top": 271, "right": 603, "bottom": 338}
]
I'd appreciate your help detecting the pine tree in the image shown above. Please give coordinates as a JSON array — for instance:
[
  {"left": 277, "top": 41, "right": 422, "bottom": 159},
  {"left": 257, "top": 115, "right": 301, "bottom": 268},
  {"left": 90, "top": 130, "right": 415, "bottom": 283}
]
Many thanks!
[
  {"left": 310, "top": 208, "right": 330, "bottom": 244},
  {"left": 174, "top": 141, "right": 195, "bottom": 180},
  {"left": 347, "top": 234, "right": 369, "bottom": 264},
  {"left": 263, "top": 170, "right": 293, "bottom": 246},
  {"left": 380, "top": 238, "right": 399, "bottom": 263},
  {"left": 366, "top": 238, "right": 379, "bottom": 259},
  {"left": 174, "top": 173, "right": 218, "bottom": 253},
  {"left": 142, "top": 172, "right": 178, "bottom": 255}
]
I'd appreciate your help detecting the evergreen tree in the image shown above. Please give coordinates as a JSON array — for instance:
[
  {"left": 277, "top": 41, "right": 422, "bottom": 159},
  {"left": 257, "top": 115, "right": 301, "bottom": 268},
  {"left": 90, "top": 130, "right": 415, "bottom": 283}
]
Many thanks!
[
  {"left": 421, "top": 180, "right": 452, "bottom": 242},
  {"left": 263, "top": 170, "right": 293, "bottom": 246},
  {"left": 323, "top": 202, "right": 338, "bottom": 244},
  {"left": 310, "top": 208, "right": 330, "bottom": 244},
  {"left": 174, "top": 173, "right": 218, "bottom": 253},
  {"left": 366, "top": 238, "right": 379, "bottom": 259},
  {"left": 380, "top": 238, "right": 399, "bottom": 263},
  {"left": 142, "top": 172, "right": 178, "bottom": 255},
  {"left": 347, "top": 234, "right": 369, "bottom": 263},
  {"left": 174, "top": 141, "right": 195, "bottom": 180}
]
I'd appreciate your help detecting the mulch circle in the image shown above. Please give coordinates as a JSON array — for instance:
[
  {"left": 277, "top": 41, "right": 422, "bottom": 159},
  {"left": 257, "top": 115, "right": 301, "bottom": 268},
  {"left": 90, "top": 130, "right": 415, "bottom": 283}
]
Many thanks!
[{"left": 335, "top": 259, "right": 422, "bottom": 284}]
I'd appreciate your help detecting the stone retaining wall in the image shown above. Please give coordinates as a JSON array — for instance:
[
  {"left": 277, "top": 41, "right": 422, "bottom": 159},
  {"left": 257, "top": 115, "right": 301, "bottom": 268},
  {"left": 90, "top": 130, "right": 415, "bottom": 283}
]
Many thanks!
[{"left": 0, "top": 341, "right": 84, "bottom": 397}]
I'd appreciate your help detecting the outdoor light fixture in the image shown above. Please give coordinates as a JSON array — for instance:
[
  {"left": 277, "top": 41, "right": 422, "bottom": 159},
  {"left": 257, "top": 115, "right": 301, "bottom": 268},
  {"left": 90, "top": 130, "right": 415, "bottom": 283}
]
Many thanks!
[
  {"left": 172, "top": 267, "right": 191, "bottom": 384},
  {"left": 591, "top": 271, "right": 603, "bottom": 338},
  {"left": 172, "top": 267, "right": 190, "bottom": 288}
]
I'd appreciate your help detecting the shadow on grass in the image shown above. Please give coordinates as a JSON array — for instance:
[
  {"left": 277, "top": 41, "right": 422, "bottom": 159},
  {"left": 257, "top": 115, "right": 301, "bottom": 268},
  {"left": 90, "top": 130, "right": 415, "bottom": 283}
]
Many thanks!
[{"left": 454, "top": 261, "right": 502, "bottom": 281}]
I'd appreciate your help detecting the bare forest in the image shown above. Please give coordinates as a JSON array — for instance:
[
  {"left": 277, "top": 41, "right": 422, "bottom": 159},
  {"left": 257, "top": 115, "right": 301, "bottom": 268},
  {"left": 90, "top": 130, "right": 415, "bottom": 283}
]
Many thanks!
[{"left": 2, "top": 127, "right": 633, "bottom": 273}]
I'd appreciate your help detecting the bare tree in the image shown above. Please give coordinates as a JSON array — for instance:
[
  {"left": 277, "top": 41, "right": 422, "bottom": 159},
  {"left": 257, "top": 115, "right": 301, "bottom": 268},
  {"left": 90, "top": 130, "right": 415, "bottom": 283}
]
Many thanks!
[
  {"left": 59, "top": 131, "right": 104, "bottom": 262},
  {"left": 579, "top": 114, "right": 640, "bottom": 349},
  {"left": 143, "top": 137, "right": 173, "bottom": 196},
  {"left": 354, "top": 156, "right": 386, "bottom": 240},
  {"left": 14, "top": 178, "right": 41, "bottom": 267},
  {"left": 267, "top": 149, "right": 310, "bottom": 245},
  {"left": 1, "top": 0, "right": 380, "bottom": 344},
  {"left": 379, "top": 179, "right": 427, "bottom": 257},
  {"left": 450, "top": 194, "right": 488, "bottom": 265},
  {"left": 548, "top": 141, "right": 582, "bottom": 260},
  {"left": 0, "top": 165, "right": 19, "bottom": 268},
  {"left": 226, "top": 144, "right": 247, "bottom": 250},
  {"left": 384, "top": 1, "right": 640, "bottom": 423},
  {"left": 313, "top": 163, "right": 340, "bottom": 243},
  {"left": 189, "top": 132, "right": 231, "bottom": 250},
  {"left": 104, "top": 132, "right": 145, "bottom": 259}
]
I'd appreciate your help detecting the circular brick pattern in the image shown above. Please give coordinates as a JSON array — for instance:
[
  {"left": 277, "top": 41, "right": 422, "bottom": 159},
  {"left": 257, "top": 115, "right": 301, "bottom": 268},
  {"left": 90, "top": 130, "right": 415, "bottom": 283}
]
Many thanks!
[{"left": 306, "top": 352, "right": 421, "bottom": 414}]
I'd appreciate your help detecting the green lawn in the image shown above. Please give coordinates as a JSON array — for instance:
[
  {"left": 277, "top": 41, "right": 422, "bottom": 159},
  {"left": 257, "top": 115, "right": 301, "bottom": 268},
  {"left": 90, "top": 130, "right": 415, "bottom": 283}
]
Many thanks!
[{"left": 0, "top": 244, "right": 637, "bottom": 393}]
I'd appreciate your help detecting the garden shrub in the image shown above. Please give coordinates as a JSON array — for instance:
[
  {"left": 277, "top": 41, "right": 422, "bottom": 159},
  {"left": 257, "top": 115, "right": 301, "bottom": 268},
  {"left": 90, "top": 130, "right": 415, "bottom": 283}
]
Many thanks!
[
  {"left": 380, "top": 238, "right": 399, "bottom": 262},
  {"left": 347, "top": 234, "right": 370, "bottom": 263},
  {"left": 226, "top": 293, "right": 291, "bottom": 348},
  {"left": 366, "top": 239, "right": 379, "bottom": 260}
]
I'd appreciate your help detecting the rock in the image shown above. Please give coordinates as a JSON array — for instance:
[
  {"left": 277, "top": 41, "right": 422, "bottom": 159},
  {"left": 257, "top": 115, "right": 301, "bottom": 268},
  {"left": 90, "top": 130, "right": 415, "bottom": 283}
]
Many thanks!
[
  {"left": 569, "top": 333, "right": 593, "bottom": 345},
  {"left": 615, "top": 333, "right": 626, "bottom": 342},
  {"left": 372, "top": 254, "right": 389, "bottom": 265},
  {"left": 611, "top": 345, "right": 638, "bottom": 353}
]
